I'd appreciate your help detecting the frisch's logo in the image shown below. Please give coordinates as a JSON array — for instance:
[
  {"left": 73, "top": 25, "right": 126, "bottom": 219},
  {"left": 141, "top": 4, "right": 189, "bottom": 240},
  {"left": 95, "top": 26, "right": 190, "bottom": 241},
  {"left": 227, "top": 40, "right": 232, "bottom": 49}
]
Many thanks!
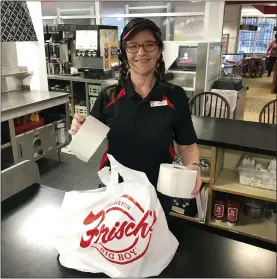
[{"left": 80, "top": 194, "right": 157, "bottom": 265}]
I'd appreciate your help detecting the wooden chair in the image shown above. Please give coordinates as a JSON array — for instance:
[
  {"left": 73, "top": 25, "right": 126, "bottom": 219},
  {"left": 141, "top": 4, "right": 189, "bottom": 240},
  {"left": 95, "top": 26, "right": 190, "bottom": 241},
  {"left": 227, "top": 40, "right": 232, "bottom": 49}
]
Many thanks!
[
  {"left": 242, "top": 58, "right": 251, "bottom": 77},
  {"left": 189, "top": 92, "right": 231, "bottom": 119},
  {"left": 259, "top": 99, "right": 277, "bottom": 124},
  {"left": 249, "top": 58, "right": 263, "bottom": 78}
]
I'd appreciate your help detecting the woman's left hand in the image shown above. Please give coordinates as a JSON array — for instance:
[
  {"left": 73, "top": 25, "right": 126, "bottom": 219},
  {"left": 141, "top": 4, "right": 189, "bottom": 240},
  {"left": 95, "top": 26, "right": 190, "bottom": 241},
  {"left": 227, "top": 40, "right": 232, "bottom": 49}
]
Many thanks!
[{"left": 186, "top": 164, "right": 202, "bottom": 195}]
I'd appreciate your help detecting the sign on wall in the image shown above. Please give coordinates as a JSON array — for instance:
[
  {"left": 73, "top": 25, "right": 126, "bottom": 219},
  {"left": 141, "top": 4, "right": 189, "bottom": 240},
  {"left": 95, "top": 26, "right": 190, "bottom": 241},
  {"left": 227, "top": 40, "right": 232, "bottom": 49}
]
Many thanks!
[{"left": 1, "top": 1, "right": 37, "bottom": 42}]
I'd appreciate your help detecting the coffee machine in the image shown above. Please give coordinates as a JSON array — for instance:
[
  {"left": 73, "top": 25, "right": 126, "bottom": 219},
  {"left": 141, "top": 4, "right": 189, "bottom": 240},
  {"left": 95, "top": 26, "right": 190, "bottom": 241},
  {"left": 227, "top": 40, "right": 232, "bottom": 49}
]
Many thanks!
[{"left": 44, "top": 24, "right": 75, "bottom": 75}]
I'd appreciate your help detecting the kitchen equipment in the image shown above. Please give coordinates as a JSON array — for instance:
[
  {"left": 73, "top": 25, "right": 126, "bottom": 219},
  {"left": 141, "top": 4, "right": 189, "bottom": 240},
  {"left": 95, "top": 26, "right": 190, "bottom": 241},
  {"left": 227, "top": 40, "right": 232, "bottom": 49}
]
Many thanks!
[
  {"left": 243, "top": 201, "right": 264, "bottom": 218},
  {"left": 16, "top": 123, "right": 57, "bottom": 160},
  {"left": 62, "top": 62, "right": 71, "bottom": 74},
  {"left": 78, "top": 68, "right": 114, "bottom": 80},
  {"left": 172, "top": 197, "right": 198, "bottom": 217},
  {"left": 55, "top": 121, "right": 68, "bottom": 144}
]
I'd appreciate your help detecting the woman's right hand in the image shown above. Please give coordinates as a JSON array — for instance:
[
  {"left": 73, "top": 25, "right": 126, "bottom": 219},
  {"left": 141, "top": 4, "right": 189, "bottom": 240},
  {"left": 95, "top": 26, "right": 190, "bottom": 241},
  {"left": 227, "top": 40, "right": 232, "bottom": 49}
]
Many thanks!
[{"left": 68, "top": 113, "right": 86, "bottom": 135}]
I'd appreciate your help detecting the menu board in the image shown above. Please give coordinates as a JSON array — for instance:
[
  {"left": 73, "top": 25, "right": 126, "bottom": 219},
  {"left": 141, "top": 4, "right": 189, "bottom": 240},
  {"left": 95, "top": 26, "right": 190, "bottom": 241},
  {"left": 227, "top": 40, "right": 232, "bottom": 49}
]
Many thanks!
[{"left": 76, "top": 30, "right": 98, "bottom": 51}]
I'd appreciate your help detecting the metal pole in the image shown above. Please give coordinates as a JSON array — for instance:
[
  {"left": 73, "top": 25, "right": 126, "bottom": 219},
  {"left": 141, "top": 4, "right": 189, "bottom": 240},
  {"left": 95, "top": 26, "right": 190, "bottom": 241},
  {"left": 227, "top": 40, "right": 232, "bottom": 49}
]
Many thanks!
[
  {"left": 56, "top": 8, "right": 61, "bottom": 24},
  {"left": 235, "top": 5, "right": 242, "bottom": 53},
  {"left": 166, "top": 3, "right": 172, "bottom": 41},
  {"left": 253, "top": 30, "right": 257, "bottom": 55},
  {"left": 129, "top": 6, "right": 168, "bottom": 10},
  {"left": 90, "top": 6, "right": 95, "bottom": 25},
  {"left": 124, "top": 4, "right": 129, "bottom": 26},
  {"left": 59, "top": 8, "right": 91, "bottom": 13},
  {"left": 95, "top": 1, "right": 101, "bottom": 25}
]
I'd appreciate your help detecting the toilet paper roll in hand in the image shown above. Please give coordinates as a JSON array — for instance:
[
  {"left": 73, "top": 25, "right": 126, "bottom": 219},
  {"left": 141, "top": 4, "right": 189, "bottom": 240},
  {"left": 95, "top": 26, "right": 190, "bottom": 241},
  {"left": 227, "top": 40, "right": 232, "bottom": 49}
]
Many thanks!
[
  {"left": 69, "top": 116, "right": 110, "bottom": 163},
  {"left": 157, "top": 164, "right": 197, "bottom": 199}
]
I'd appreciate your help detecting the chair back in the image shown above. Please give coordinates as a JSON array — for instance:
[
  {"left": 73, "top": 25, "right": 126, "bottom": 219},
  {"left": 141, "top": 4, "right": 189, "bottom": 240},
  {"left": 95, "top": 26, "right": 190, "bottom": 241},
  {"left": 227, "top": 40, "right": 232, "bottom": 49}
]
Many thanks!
[
  {"left": 189, "top": 92, "right": 231, "bottom": 119},
  {"left": 259, "top": 99, "right": 277, "bottom": 124}
]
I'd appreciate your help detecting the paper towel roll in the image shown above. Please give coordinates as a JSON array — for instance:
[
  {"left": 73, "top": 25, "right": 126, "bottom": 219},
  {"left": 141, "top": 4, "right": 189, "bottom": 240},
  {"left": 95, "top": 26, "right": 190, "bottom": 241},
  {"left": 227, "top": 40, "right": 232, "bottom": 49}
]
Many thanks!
[
  {"left": 157, "top": 164, "right": 197, "bottom": 199},
  {"left": 69, "top": 116, "right": 110, "bottom": 163}
]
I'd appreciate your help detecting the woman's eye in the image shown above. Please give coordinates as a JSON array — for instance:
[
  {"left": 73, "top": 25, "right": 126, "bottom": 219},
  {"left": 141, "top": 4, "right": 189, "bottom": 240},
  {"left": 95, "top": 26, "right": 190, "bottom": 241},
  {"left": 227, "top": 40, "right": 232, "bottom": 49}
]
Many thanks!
[
  {"left": 145, "top": 42, "right": 155, "bottom": 47},
  {"left": 128, "top": 44, "right": 137, "bottom": 49}
]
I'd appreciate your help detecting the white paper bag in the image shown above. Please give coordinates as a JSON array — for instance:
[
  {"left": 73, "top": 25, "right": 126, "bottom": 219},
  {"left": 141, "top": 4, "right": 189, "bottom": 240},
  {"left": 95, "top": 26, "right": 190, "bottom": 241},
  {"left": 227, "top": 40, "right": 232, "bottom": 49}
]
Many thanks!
[{"left": 55, "top": 155, "right": 179, "bottom": 278}]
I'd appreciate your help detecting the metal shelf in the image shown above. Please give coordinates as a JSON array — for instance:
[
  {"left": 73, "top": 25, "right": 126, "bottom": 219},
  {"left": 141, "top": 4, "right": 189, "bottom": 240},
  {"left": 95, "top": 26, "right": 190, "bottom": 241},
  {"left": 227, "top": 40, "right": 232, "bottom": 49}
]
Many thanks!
[{"left": 1, "top": 71, "right": 33, "bottom": 79}]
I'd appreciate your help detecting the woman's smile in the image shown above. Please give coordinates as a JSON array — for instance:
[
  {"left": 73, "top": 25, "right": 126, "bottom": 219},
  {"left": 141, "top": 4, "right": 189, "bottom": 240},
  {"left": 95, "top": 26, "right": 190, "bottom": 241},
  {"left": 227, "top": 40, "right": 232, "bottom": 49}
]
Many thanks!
[{"left": 134, "top": 59, "right": 151, "bottom": 63}]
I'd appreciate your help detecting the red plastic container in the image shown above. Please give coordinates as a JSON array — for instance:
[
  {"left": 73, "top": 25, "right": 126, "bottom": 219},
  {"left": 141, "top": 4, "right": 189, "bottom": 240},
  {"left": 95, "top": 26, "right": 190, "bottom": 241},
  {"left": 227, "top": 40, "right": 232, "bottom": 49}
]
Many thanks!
[
  {"left": 227, "top": 200, "right": 240, "bottom": 226},
  {"left": 213, "top": 200, "right": 225, "bottom": 222},
  {"left": 15, "top": 118, "right": 44, "bottom": 135}
]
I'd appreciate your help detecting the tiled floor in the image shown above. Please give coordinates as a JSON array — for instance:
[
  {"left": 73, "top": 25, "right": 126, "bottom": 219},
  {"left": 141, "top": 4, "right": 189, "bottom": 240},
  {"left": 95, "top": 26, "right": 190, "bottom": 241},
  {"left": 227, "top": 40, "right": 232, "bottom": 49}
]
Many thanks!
[{"left": 243, "top": 75, "right": 276, "bottom": 122}]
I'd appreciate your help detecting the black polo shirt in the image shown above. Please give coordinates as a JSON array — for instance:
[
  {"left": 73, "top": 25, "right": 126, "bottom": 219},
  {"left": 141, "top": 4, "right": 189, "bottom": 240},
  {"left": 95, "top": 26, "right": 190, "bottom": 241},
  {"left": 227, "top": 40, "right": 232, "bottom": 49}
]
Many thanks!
[{"left": 90, "top": 75, "right": 197, "bottom": 212}]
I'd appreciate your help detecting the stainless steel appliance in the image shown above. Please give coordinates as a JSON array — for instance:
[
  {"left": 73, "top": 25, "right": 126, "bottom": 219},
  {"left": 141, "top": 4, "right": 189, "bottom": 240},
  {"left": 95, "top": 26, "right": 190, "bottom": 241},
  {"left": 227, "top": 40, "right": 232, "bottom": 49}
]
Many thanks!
[{"left": 16, "top": 124, "right": 57, "bottom": 161}]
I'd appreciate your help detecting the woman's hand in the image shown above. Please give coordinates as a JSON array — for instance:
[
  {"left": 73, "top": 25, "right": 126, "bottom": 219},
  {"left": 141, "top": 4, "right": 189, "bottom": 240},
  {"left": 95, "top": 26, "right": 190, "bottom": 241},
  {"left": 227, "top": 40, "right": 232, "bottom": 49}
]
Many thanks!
[
  {"left": 186, "top": 164, "right": 202, "bottom": 195},
  {"left": 68, "top": 113, "right": 86, "bottom": 135}
]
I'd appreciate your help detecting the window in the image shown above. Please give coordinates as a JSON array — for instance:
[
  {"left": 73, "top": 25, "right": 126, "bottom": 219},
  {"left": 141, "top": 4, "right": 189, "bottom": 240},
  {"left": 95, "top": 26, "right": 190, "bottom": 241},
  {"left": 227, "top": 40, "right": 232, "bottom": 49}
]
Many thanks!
[
  {"left": 238, "top": 17, "right": 275, "bottom": 54},
  {"left": 173, "top": 16, "right": 204, "bottom": 41}
]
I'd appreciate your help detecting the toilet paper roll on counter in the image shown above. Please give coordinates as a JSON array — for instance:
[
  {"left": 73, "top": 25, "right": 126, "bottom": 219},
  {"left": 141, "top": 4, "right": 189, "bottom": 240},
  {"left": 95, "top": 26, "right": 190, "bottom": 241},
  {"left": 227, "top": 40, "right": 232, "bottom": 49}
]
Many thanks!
[
  {"left": 69, "top": 116, "right": 110, "bottom": 163},
  {"left": 157, "top": 164, "right": 197, "bottom": 199}
]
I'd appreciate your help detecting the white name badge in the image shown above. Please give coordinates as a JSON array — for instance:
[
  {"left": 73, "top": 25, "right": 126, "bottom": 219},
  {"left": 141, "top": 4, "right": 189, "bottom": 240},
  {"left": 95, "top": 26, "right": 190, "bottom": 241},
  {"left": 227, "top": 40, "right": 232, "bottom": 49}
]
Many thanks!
[{"left": 150, "top": 100, "right": 168, "bottom": 107}]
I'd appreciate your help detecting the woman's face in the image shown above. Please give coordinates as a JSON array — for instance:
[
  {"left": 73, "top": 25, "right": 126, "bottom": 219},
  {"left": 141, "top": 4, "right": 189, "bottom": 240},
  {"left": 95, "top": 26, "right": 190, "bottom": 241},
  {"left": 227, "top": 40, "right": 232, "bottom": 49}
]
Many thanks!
[{"left": 125, "top": 30, "right": 162, "bottom": 76}]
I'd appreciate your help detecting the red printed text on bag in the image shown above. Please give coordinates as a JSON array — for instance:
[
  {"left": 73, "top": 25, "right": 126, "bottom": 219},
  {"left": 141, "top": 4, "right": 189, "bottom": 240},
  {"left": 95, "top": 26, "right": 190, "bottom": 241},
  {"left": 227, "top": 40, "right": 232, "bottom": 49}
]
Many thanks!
[{"left": 80, "top": 194, "right": 157, "bottom": 265}]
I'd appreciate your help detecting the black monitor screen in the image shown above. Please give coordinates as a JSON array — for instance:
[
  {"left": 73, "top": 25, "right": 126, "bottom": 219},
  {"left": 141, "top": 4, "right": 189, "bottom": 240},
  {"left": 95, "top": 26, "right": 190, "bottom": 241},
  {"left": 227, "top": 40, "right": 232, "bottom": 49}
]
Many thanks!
[{"left": 177, "top": 46, "right": 197, "bottom": 68}]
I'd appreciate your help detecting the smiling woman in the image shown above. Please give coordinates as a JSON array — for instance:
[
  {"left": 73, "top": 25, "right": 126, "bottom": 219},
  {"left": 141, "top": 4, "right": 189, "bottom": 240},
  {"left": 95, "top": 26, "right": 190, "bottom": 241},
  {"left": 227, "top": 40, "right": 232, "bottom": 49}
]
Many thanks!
[
  {"left": 125, "top": 36, "right": 160, "bottom": 76},
  {"left": 69, "top": 18, "right": 202, "bottom": 216}
]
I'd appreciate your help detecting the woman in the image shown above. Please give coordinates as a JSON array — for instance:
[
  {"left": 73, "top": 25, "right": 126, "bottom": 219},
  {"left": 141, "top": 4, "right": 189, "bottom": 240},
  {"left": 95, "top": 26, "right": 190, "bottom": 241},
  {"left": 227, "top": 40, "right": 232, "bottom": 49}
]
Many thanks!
[
  {"left": 266, "top": 34, "right": 277, "bottom": 77},
  {"left": 69, "top": 18, "right": 201, "bottom": 215}
]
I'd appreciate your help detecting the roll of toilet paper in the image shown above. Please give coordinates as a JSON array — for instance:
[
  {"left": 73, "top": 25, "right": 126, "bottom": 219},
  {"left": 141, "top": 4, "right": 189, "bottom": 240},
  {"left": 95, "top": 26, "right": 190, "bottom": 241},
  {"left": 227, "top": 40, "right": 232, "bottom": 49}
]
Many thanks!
[
  {"left": 157, "top": 164, "right": 197, "bottom": 199},
  {"left": 69, "top": 116, "right": 110, "bottom": 163}
]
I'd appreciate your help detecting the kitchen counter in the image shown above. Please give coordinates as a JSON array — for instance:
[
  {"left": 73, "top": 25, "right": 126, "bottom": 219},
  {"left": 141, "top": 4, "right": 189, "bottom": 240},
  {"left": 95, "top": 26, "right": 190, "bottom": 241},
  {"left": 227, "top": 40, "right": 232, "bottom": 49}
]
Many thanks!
[
  {"left": 2, "top": 184, "right": 276, "bottom": 278},
  {"left": 47, "top": 74, "right": 118, "bottom": 85},
  {"left": 1, "top": 90, "right": 70, "bottom": 122},
  {"left": 192, "top": 116, "right": 276, "bottom": 155}
]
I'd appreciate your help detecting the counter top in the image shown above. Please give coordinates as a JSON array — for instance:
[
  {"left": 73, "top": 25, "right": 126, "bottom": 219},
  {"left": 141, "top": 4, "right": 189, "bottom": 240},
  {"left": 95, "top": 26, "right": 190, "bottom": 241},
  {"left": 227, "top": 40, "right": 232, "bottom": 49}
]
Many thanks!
[
  {"left": 2, "top": 184, "right": 276, "bottom": 278},
  {"left": 1, "top": 90, "right": 70, "bottom": 121},
  {"left": 47, "top": 74, "right": 118, "bottom": 85},
  {"left": 192, "top": 116, "right": 276, "bottom": 155}
]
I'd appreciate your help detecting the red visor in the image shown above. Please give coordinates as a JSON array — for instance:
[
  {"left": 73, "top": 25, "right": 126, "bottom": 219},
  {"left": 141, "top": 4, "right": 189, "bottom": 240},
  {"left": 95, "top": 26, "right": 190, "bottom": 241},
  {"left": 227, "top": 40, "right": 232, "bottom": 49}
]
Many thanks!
[{"left": 123, "top": 23, "right": 161, "bottom": 41}]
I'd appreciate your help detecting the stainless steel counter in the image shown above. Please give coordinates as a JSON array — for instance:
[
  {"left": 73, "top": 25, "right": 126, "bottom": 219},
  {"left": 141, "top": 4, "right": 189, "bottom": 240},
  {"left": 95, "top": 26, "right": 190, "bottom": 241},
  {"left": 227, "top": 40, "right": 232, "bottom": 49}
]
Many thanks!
[
  {"left": 47, "top": 74, "right": 118, "bottom": 86},
  {"left": 1, "top": 90, "right": 70, "bottom": 122}
]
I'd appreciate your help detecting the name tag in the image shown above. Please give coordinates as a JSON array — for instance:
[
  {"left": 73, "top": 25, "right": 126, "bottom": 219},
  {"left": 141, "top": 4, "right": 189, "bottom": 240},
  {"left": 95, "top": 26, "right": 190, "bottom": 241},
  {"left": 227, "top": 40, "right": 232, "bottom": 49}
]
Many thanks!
[{"left": 150, "top": 100, "right": 168, "bottom": 107}]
